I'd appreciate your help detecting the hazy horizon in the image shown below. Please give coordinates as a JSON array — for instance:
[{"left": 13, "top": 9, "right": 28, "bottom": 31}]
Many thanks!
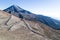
[{"left": 0, "top": 0, "right": 60, "bottom": 20}]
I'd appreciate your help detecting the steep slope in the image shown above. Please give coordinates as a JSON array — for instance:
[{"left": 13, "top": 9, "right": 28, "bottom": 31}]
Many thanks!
[
  {"left": 0, "top": 10, "right": 60, "bottom": 40},
  {"left": 3, "top": 5, "right": 60, "bottom": 30}
]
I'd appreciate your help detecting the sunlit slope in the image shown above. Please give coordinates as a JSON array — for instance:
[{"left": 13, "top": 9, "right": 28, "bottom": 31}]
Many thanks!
[{"left": 0, "top": 10, "right": 60, "bottom": 40}]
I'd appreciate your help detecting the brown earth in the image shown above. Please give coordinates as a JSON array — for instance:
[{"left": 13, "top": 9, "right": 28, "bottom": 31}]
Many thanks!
[{"left": 0, "top": 10, "right": 60, "bottom": 40}]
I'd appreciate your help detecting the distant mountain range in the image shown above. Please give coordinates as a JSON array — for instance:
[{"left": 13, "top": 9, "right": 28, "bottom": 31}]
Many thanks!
[{"left": 3, "top": 5, "right": 60, "bottom": 30}]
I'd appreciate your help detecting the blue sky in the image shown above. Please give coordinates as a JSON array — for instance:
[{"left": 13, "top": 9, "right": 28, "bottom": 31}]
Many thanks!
[{"left": 0, "top": 0, "right": 60, "bottom": 20}]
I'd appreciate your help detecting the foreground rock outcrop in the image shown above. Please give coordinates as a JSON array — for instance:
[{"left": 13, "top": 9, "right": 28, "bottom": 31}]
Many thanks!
[{"left": 0, "top": 10, "right": 60, "bottom": 40}]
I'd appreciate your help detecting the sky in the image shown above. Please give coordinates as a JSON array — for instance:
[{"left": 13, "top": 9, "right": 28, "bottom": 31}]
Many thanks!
[{"left": 0, "top": 0, "right": 60, "bottom": 20}]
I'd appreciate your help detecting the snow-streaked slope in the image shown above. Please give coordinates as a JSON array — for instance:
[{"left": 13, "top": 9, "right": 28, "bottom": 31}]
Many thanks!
[{"left": 3, "top": 5, "right": 60, "bottom": 30}]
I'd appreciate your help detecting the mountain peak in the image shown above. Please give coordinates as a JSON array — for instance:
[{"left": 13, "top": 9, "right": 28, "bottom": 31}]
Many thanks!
[
  {"left": 11, "top": 5, "right": 17, "bottom": 6},
  {"left": 3, "top": 5, "right": 32, "bottom": 14},
  {"left": 11, "top": 5, "right": 22, "bottom": 9},
  {"left": 3, "top": 5, "right": 24, "bottom": 14},
  {"left": 12, "top": 5, "right": 23, "bottom": 10}
]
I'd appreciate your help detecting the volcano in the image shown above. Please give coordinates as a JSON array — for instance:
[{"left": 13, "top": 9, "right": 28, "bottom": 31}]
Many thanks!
[{"left": 3, "top": 5, "right": 60, "bottom": 30}]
